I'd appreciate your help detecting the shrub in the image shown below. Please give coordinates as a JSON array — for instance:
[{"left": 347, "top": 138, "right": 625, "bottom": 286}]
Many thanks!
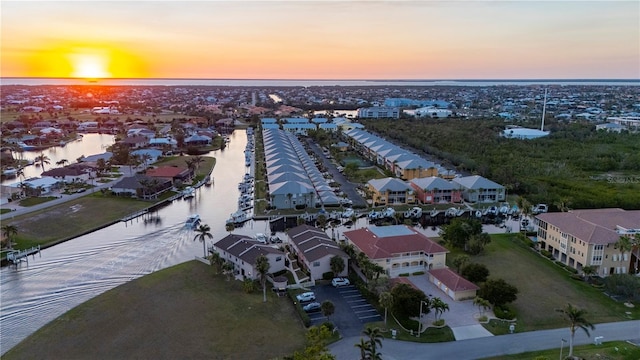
[
  {"left": 432, "top": 319, "right": 445, "bottom": 327},
  {"left": 321, "top": 322, "right": 334, "bottom": 332},
  {"left": 478, "top": 315, "right": 488, "bottom": 322},
  {"left": 322, "top": 271, "right": 334, "bottom": 280},
  {"left": 494, "top": 305, "right": 516, "bottom": 320},
  {"left": 412, "top": 271, "right": 425, "bottom": 276},
  {"left": 398, "top": 273, "right": 410, "bottom": 277}
]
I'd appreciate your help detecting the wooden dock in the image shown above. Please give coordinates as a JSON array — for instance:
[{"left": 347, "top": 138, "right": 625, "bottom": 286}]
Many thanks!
[{"left": 6, "top": 246, "right": 41, "bottom": 266}]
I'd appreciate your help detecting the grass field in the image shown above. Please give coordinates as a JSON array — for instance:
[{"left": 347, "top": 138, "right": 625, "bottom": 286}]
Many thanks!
[
  {"left": 3, "top": 261, "right": 307, "bottom": 360},
  {"left": 469, "top": 234, "right": 639, "bottom": 331},
  {"left": 481, "top": 341, "right": 640, "bottom": 360},
  {"left": 4, "top": 194, "right": 151, "bottom": 247}
]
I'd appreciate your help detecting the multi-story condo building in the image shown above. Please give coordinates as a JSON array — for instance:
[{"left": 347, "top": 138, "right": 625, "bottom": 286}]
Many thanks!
[{"left": 535, "top": 208, "right": 640, "bottom": 277}]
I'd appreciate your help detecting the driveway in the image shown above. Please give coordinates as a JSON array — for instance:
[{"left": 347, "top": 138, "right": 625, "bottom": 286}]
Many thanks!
[
  {"left": 309, "top": 283, "right": 382, "bottom": 337},
  {"left": 408, "top": 275, "right": 494, "bottom": 340}
]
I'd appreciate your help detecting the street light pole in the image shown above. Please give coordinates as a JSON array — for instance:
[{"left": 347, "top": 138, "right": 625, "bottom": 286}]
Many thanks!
[
  {"left": 559, "top": 338, "right": 567, "bottom": 360},
  {"left": 418, "top": 300, "right": 429, "bottom": 337}
]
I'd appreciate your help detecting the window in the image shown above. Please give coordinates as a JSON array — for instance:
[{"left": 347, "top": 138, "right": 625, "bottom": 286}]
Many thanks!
[
  {"left": 313, "top": 261, "right": 320, "bottom": 267},
  {"left": 276, "top": 256, "right": 282, "bottom": 262}
]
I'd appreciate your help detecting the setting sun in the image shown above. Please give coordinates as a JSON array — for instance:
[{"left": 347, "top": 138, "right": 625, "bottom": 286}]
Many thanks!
[{"left": 69, "top": 51, "right": 111, "bottom": 79}]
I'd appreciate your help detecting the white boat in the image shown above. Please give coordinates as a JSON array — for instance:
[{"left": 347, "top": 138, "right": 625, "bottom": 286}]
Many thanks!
[
  {"left": 226, "top": 210, "right": 250, "bottom": 225},
  {"left": 381, "top": 207, "right": 396, "bottom": 218},
  {"left": 2, "top": 167, "right": 18, "bottom": 177},
  {"left": 185, "top": 214, "right": 201, "bottom": 228},
  {"left": 205, "top": 176, "right": 213, "bottom": 186},
  {"left": 182, "top": 186, "right": 195, "bottom": 199},
  {"left": 341, "top": 208, "right": 355, "bottom": 218},
  {"left": 404, "top": 207, "right": 423, "bottom": 219},
  {"left": 445, "top": 207, "right": 458, "bottom": 217},
  {"left": 532, "top": 204, "right": 548, "bottom": 214}
]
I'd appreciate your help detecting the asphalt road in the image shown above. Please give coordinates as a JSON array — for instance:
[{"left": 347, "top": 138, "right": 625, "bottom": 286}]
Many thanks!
[
  {"left": 305, "top": 139, "right": 368, "bottom": 209},
  {"left": 330, "top": 320, "right": 640, "bottom": 360}
]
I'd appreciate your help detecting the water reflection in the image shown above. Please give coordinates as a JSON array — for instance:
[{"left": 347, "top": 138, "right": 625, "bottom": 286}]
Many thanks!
[{"left": 0, "top": 130, "right": 270, "bottom": 353}]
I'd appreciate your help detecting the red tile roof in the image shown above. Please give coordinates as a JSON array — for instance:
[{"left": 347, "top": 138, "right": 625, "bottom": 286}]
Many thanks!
[
  {"left": 343, "top": 225, "right": 448, "bottom": 260},
  {"left": 146, "top": 166, "right": 188, "bottom": 178},
  {"left": 429, "top": 268, "right": 479, "bottom": 292}
]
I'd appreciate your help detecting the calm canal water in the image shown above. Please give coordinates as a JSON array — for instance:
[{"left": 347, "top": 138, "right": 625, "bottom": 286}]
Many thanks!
[{"left": 0, "top": 129, "right": 277, "bottom": 354}]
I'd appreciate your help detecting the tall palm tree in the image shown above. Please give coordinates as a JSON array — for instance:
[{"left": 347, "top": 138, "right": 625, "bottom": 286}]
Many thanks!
[
  {"left": 255, "top": 254, "right": 270, "bottom": 303},
  {"left": 1, "top": 224, "right": 18, "bottom": 250},
  {"left": 431, "top": 297, "right": 450, "bottom": 321},
  {"left": 378, "top": 291, "right": 393, "bottom": 326},
  {"left": 193, "top": 223, "right": 213, "bottom": 258},
  {"left": 354, "top": 338, "right": 371, "bottom": 360},
  {"left": 556, "top": 303, "right": 595, "bottom": 358},
  {"left": 35, "top": 153, "right": 51, "bottom": 172},
  {"left": 614, "top": 235, "right": 633, "bottom": 269},
  {"left": 362, "top": 326, "right": 383, "bottom": 358}
]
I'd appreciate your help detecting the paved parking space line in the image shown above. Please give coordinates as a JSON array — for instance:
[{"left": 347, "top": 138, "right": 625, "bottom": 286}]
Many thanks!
[
  {"left": 355, "top": 309, "right": 378, "bottom": 314},
  {"left": 339, "top": 289, "right": 359, "bottom": 294},
  {"left": 347, "top": 299, "right": 367, "bottom": 303},
  {"left": 351, "top": 304, "right": 372, "bottom": 308},
  {"left": 359, "top": 314, "right": 382, "bottom": 320},
  {"left": 343, "top": 294, "right": 362, "bottom": 299},
  {"left": 309, "top": 315, "right": 327, "bottom": 321}
]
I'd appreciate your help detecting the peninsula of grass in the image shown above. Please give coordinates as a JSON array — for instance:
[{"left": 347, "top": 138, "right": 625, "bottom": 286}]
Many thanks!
[
  {"left": 467, "top": 234, "right": 640, "bottom": 331},
  {"left": 3, "top": 261, "right": 307, "bottom": 360}
]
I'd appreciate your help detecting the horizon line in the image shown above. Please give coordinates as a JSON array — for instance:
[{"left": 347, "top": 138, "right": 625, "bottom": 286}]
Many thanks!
[{"left": 1, "top": 76, "right": 639, "bottom": 82}]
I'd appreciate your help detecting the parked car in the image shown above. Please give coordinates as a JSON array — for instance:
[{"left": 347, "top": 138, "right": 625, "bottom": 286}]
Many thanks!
[
  {"left": 331, "top": 277, "right": 350, "bottom": 287},
  {"left": 303, "top": 302, "right": 321, "bottom": 313},
  {"left": 296, "top": 292, "right": 316, "bottom": 303}
]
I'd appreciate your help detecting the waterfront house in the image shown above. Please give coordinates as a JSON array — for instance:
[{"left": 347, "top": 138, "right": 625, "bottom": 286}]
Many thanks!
[
  {"left": 213, "top": 234, "right": 286, "bottom": 280},
  {"left": 367, "top": 177, "right": 415, "bottom": 206},
  {"left": 287, "top": 225, "right": 349, "bottom": 281},
  {"left": 343, "top": 225, "right": 448, "bottom": 278},
  {"left": 145, "top": 166, "right": 191, "bottom": 185},
  {"left": 451, "top": 175, "right": 505, "bottom": 203},
  {"left": 410, "top": 176, "right": 462, "bottom": 204}
]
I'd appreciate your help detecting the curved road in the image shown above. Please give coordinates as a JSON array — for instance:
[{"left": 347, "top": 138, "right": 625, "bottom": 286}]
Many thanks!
[{"left": 330, "top": 320, "right": 640, "bottom": 359}]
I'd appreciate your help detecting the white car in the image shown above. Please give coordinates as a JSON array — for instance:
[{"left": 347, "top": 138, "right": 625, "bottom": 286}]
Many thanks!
[
  {"left": 296, "top": 292, "right": 316, "bottom": 302},
  {"left": 331, "top": 277, "right": 350, "bottom": 287}
]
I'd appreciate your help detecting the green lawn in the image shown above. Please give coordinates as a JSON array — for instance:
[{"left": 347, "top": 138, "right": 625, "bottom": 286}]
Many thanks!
[
  {"left": 481, "top": 341, "right": 640, "bottom": 360},
  {"left": 4, "top": 194, "right": 151, "bottom": 246},
  {"left": 18, "top": 196, "right": 57, "bottom": 207},
  {"left": 3, "top": 261, "right": 307, "bottom": 360},
  {"left": 471, "top": 234, "right": 639, "bottom": 331}
]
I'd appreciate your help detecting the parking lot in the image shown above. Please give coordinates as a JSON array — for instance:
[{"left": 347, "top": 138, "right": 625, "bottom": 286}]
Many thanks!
[{"left": 304, "top": 283, "right": 381, "bottom": 337}]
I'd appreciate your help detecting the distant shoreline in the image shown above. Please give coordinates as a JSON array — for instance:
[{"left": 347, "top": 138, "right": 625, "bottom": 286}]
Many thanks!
[{"left": 1, "top": 77, "right": 638, "bottom": 87}]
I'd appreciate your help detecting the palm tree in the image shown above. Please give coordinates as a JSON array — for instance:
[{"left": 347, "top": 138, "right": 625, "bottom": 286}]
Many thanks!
[
  {"left": 431, "top": 297, "right": 450, "bottom": 321},
  {"left": 255, "top": 254, "right": 270, "bottom": 303},
  {"left": 1, "top": 224, "right": 18, "bottom": 250},
  {"left": 453, "top": 254, "right": 470, "bottom": 273},
  {"left": 556, "top": 303, "right": 595, "bottom": 358},
  {"left": 473, "top": 296, "right": 491, "bottom": 317},
  {"left": 378, "top": 291, "right": 393, "bottom": 326},
  {"left": 581, "top": 265, "right": 597, "bottom": 283},
  {"left": 193, "top": 223, "right": 213, "bottom": 257},
  {"left": 354, "top": 338, "right": 371, "bottom": 360},
  {"left": 362, "top": 326, "right": 383, "bottom": 358},
  {"left": 56, "top": 159, "right": 69, "bottom": 167},
  {"left": 222, "top": 262, "right": 235, "bottom": 281},
  {"left": 35, "top": 153, "right": 51, "bottom": 172},
  {"left": 330, "top": 255, "right": 345, "bottom": 277},
  {"left": 614, "top": 235, "right": 633, "bottom": 269},
  {"left": 321, "top": 300, "right": 335, "bottom": 321}
]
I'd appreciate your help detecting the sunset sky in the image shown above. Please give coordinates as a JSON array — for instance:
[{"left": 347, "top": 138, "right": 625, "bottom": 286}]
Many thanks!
[{"left": 2, "top": 1, "right": 639, "bottom": 80}]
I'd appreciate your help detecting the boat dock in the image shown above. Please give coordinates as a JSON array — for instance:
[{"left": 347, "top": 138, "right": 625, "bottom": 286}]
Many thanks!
[{"left": 6, "top": 246, "right": 41, "bottom": 266}]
